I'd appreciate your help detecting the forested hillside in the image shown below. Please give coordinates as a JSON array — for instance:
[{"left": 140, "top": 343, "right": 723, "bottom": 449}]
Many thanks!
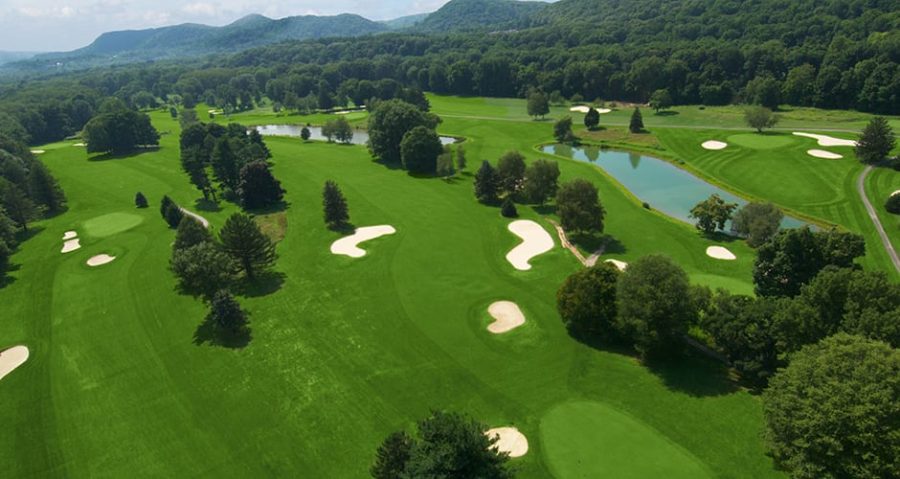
[{"left": 413, "top": 0, "right": 548, "bottom": 32}]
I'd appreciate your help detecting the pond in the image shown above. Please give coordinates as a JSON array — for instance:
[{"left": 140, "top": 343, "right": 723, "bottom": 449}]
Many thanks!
[
  {"left": 541, "top": 144, "right": 806, "bottom": 230},
  {"left": 255, "top": 125, "right": 458, "bottom": 146}
]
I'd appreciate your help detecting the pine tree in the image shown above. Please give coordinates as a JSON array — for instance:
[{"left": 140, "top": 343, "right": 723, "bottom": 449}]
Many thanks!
[
  {"left": 164, "top": 203, "right": 184, "bottom": 229},
  {"left": 135, "top": 192, "right": 148, "bottom": 208},
  {"left": 27, "top": 162, "right": 66, "bottom": 214},
  {"left": 211, "top": 137, "right": 241, "bottom": 191},
  {"left": 238, "top": 161, "right": 285, "bottom": 210},
  {"left": 160, "top": 195, "right": 175, "bottom": 219},
  {"left": 174, "top": 216, "right": 212, "bottom": 251},
  {"left": 630, "top": 107, "right": 644, "bottom": 133},
  {"left": 219, "top": 213, "right": 276, "bottom": 279},
  {"left": 856, "top": 117, "right": 896, "bottom": 165},
  {"left": 584, "top": 107, "right": 600, "bottom": 130},
  {"left": 474, "top": 160, "right": 499, "bottom": 204},
  {"left": 501, "top": 196, "right": 518, "bottom": 218},
  {"left": 181, "top": 145, "right": 214, "bottom": 201},
  {"left": 207, "top": 290, "right": 248, "bottom": 334},
  {"left": 322, "top": 180, "right": 350, "bottom": 229}
]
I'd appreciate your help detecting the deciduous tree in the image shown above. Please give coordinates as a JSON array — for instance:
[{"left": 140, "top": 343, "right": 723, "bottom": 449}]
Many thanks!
[
  {"left": 556, "top": 179, "right": 605, "bottom": 234},
  {"left": 522, "top": 159, "right": 560, "bottom": 205},
  {"left": 689, "top": 194, "right": 738, "bottom": 234},
  {"left": 400, "top": 126, "right": 442, "bottom": 174},
  {"left": 557, "top": 262, "right": 620, "bottom": 339}
]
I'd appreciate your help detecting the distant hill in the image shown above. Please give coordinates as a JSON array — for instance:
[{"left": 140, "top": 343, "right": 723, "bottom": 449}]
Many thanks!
[
  {"left": 414, "top": 0, "right": 548, "bottom": 33},
  {"left": 29, "top": 13, "right": 388, "bottom": 65},
  {"left": 0, "top": 52, "right": 41, "bottom": 66},
  {"left": 380, "top": 13, "right": 430, "bottom": 30}
]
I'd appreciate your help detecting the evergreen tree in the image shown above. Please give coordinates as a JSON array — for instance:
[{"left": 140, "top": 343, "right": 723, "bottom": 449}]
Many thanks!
[
  {"left": 370, "top": 431, "right": 414, "bottom": 479},
  {"left": 474, "top": 160, "right": 499, "bottom": 204},
  {"left": 855, "top": 117, "right": 895, "bottom": 165},
  {"left": 300, "top": 127, "right": 311, "bottom": 141},
  {"left": 134, "top": 192, "right": 148, "bottom": 208},
  {"left": 174, "top": 216, "right": 212, "bottom": 251},
  {"left": 455, "top": 145, "right": 467, "bottom": 170},
  {"left": 554, "top": 116, "right": 575, "bottom": 143},
  {"left": 181, "top": 145, "right": 215, "bottom": 201},
  {"left": 219, "top": 213, "right": 276, "bottom": 279},
  {"left": 207, "top": 290, "right": 249, "bottom": 334},
  {"left": 629, "top": 107, "right": 644, "bottom": 133},
  {"left": 238, "top": 161, "right": 284, "bottom": 210},
  {"left": 164, "top": 202, "right": 184, "bottom": 229},
  {"left": 211, "top": 137, "right": 242, "bottom": 191},
  {"left": 160, "top": 195, "right": 175, "bottom": 220},
  {"left": 500, "top": 196, "right": 518, "bottom": 218},
  {"left": 584, "top": 107, "right": 600, "bottom": 130},
  {"left": 322, "top": 180, "right": 350, "bottom": 229},
  {"left": 247, "top": 128, "right": 271, "bottom": 158},
  {"left": 27, "top": 162, "right": 66, "bottom": 214}
]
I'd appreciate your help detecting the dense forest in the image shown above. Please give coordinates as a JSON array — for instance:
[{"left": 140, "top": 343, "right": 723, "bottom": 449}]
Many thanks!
[{"left": 0, "top": 0, "right": 897, "bottom": 145}]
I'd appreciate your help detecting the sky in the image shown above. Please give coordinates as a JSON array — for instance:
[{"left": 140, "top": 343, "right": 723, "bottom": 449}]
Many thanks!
[{"left": 0, "top": 0, "right": 456, "bottom": 52}]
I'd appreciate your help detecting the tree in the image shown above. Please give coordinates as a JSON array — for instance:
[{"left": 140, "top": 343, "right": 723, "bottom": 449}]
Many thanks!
[
  {"left": 436, "top": 149, "right": 455, "bottom": 178},
  {"left": 526, "top": 90, "right": 550, "bottom": 119},
  {"left": 886, "top": 194, "right": 900, "bottom": 214},
  {"left": 0, "top": 206, "right": 18, "bottom": 249},
  {"left": 522, "top": 159, "right": 560, "bottom": 205},
  {"left": 135, "top": 192, "right": 148, "bottom": 208},
  {"left": 629, "top": 107, "right": 644, "bottom": 133},
  {"left": 400, "top": 126, "right": 442, "bottom": 174},
  {"left": 160, "top": 195, "right": 175, "bottom": 221},
  {"left": 554, "top": 116, "right": 575, "bottom": 143},
  {"left": 368, "top": 99, "right": 440, "bottom": 165},
  {"left": 556, "top": 179, "right": 605, "bottom": 234},
  {"left": 219, "top": 213, "right": 276, "bottom": 279},
  {"left": 300, "top": 127, "right": 311, "bottom": 141},
  {"left": 370, "top": 431, "right": 413, "bottom": 479},
  {"left": 584, "top": 107, "right": 600, "bottom": 130},
  {"left": 27, "top": 162, "right": 65, "bottom": 214},
  {"left": 744, "top": 106, "right": 779, "bottom": 133},
  {"left": 616, "top": 255, "right": 694, "bottom": 357},
  {"left": 500, "top": 197, "right": 518, "bottom": 218},
  {"left": 557, "top": 262, "right": 620, "bottom": 339},
  {"left": 763, "top": 334, "right": 900, "bottom": 479},
  {"left": 373, "top": 410, "right": 513, "bottom": 479},
  {"left": 689, "top": 194, "right": 738, "bottom": 234},
  {"left": 474, "top": 160, "right": 500, "bottom": 204},
  {"left": 496, "top": 150, "right": 526, "bottom": 195},
  {"left": 174, "top": 216, "right": 211, "bottom": 251},
  {"left": 455, "top": 145, "right": 467, "bottom": 171},
  {"left": 164, "top": 202, "right": 184, "bottom": 229},
  {"left": 754, "top": 227, "right": 865, "bottom": 297},
  {"left": 180, "top": 145, "right": 215, "bottom": 201},
  {"left": 0, "top": 183, "right": 39, "bottom": 231},
  {"left": 855, "top": 117, "right": 895, "bottom": 165},
  {"left": 211, "top": 137, "right": 242, "bottom": 192},
  {"left": 238, "top": 161, "right": 284, "bottom": 210},
  {"left": 82, "top": 110, "right": 160, "bottom": 154},
  {"left": 322, "top": 117, "right": 353, "bottom": 144},
  {"left": 206, "top": 290, "right": 249, "bottom": 335},
  {"left": 732, "top": 202, "right": 783, "bottom": 247},
  {"left": 649, "top": 89, "right": 673, "bottom": 113},
  {"left": 322, "top": 180, "right": 350, "bottom": 229},
  {"left": 170, "top": 242, "right": 236, "bottom": 298}
]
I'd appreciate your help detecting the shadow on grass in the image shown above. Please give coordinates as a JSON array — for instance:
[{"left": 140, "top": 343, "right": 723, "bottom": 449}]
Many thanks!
[
  {"left": 328, "top": 222, "right": 357, "bottom": 235},
  {"left": 246, "top": 201, "right": 289, "bottom": 215},
  {"left": 87, "top": 147, "right": 160, "bottom": 162},
  {"left": 654, "top": 111, "right": 679, "bottom": 117},
  {"left": 193, "top": 320, "right": 251, "bottom": 349},
  {"left": 702, "top": 230, "right": 743, "bottom": 244},
  {"left": 530, "top": 204, "right": 557, "bottom": 216},
  {"left": 194, "top": 198, "right": 221, "bottom": 213},
  {"left": 235, "top": 271, "right": 286, "bottom": 298},
  {"left": 601, "top": 235, "right": 627, "bottom": 254},
  {"left": 15, "top": 226, "right": 45, "bottom": 243},
  {"left": 645, "top": 352, "right": 738, "bottom": 397},
  {"left": 570, "top": 231, "right": 606, "bottom": 252}
]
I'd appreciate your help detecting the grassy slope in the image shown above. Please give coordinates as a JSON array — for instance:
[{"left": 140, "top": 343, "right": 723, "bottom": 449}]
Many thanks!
[{"left": 0, "top": 104, "right": 784, "bottom": 477}]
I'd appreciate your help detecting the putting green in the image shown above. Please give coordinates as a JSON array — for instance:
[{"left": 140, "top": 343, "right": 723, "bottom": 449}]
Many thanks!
[
  {"left": 727, "top": 133, "right": 794, "bottom": 150},
  {"left": 540, "top": 401, "right": 713, "bottom": 479},
  {"left": 82, "top": 212, "right": 144, "bottom": 238}
]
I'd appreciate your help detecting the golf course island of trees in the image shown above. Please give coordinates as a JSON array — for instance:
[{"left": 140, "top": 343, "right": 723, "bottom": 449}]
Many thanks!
[{"left": 0, "top": 0, "right": 898, "bottom": 477}]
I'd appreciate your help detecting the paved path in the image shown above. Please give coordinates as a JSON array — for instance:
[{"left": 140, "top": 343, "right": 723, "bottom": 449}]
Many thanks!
[
  {"left": 547, "top": 219, "right": 603, "bottom": 267},
  {"left": 180, "top": 208, "right": 210, "bottom": 228},
  {"left": 857, "top": 166, "right": 900, "bottom": 273}
]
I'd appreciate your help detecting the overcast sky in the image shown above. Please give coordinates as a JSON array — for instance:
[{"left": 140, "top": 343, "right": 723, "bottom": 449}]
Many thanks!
[{"left": 0, "top": 0, "right": 461, "bottom": 52}]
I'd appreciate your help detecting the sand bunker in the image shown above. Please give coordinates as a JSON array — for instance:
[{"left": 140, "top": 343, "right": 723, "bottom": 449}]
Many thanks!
[
  {"left": 706, "top": 246, "right": 736, "bottom": 260},
  {"left": 63, "top": 231, "right": 77, "bottom": 240},
  {"left": 0, "top": 345, "right": 29, "bottom": 381},
  {"left": 506, "top": 220, "right": 554, "bottom": 271},
  {"left": 569, "top": 106, "right": 611, "bottom": 114},
  {"left": 701, "top": 140, "right": 728, "bottom": 150},
  {"left": 330, "top": 225, "right": 396, "bottom": 258},
  {"left": 892, "top": 190, "right": 900, "bottom": 197},
  {"left": 487, "top": 301, "right": 526, "bottom": 334},
  {"left": 30, "top": 150, "right": 45, "bottom": 155},
  {"left": 807, "top": 149, "right": 843, "bottom": 159},
  {"left": 180, "top": 208, "right": 210, "bottom": 228},
  {"left": 605, "top": 259, "right": 628, "bottom": 271},
  {"left": 61, "top": 239, "right": 81, "bottom": 253},
  {"left": 485, "top": 427, "right": 529, "bottom": 458},
  {"left": 334, "top": 111, "right": 351, "bottom": 115},
  {"left": 73, "top": 143, "right": 85, "bottom": 147},
  {"left": 793, "top": 132, "right": 857, "bottom": 147},
  {"left": 86, "top": 254, "right": 116, "bottom": 267}
]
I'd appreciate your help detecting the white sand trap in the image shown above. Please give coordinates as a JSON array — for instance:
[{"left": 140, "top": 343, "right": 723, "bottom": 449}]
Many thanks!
[
  {"left": 61, "top": 239, "right": 81, "bottom": 253},
  {"left": 596, "top": 108, "right": 612, "bottom": 114},
  {"left": 334, "top": 110, "right": 351, "bottom": 115},
  {"left": 891, "top": 190, "right": 900, "bottom": 197},
  {"left": 605, "top": 259, "right": 628, "bottom": 271},
  {"left": 701, "top": 140, "right": 728, "bottom": 150},
  {"left": 30, "top": 150, "right": 45, "bottom": 154},
  {"left": 180, "top": 208, "right": 210, "bottom": 228},
  {"left": 485, "top": 427, "right": 528, "bottom": 458},
  {"left": 330, "top": 225, "right": 396, "bottom": 258},
  {"left": 807, "top": 149, "right": 843, "bottom": 159},
  {"left": 86, "top": 254, "right": 116, "bottom": 267},
  {"left": 0, "top": 345, "right": 29, "bottom": 381},
  {"left": 487, "top": 301, "right": 525, "bottom": 334},
  {"left": 706, "top": 246, "right": 736, "bottom": 260},
  {"left": 62, "top": 231, "right": 77, "bottom": 240},
  {"left": 793, "top": 132, "right": 857, "bottom": 147},
  {"left": 569, "top": 106, "right": 611, "bottom": 114},
  {"left": 73, "top": 142, "right": 85, "bottom": 147},
  {"left": 506, "top": 220, "right": 554, "bottom": 271}
]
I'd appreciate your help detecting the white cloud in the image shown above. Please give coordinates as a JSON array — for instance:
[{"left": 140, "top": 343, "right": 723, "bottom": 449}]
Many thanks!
[{"left": 182, "top": 3, "right": 218, "bottom": 16}]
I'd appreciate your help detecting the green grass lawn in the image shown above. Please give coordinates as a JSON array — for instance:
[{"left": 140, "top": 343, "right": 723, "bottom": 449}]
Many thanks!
[{"left": 0, "top": 101, "right": 788, "bottom": 477}]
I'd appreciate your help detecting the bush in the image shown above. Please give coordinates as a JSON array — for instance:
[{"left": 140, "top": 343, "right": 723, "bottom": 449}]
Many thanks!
[
  {"left": 886, "top": 193, "right": 900, "bottom": 214},
  {"left": 500, "top": 197, "right": 518, "bottom": 218},
  {"left": 135, "top": 192, "right": 148, "bottom": 208}
]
